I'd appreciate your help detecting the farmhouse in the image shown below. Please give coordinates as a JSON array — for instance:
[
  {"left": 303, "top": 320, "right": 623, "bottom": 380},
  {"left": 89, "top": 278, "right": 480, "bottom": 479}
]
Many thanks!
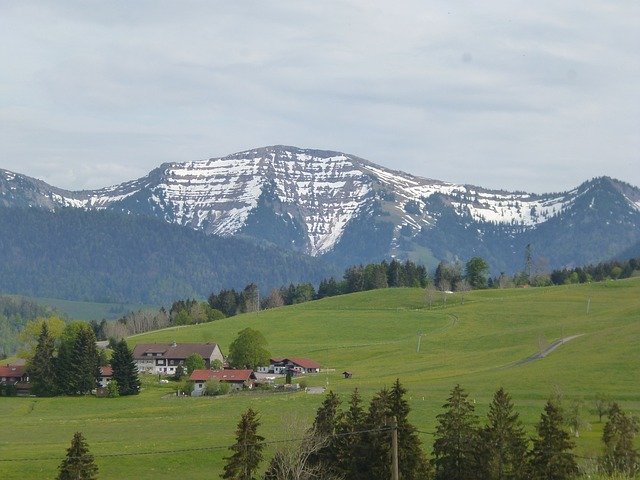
[
  {"left": 257, "top": 357, "right": 321, "bottom": 375},
  {"left": 189, "top": 369, "right": 255, "bottom": 395},
  {"left": 133, "top": 342, "right": 224, "bottom": 375},
  {"left": 0, "top": 363, "right": 28, "bottom": 384},
  {"left": 98, "top": 366, "right": 113, "bottom": 388},
  {"left": 0, "top": 363, "right": 30, "bottom": 395}
]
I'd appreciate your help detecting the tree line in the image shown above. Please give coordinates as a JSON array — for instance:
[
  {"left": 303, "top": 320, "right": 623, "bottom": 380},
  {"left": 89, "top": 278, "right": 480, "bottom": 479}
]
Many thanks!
[
  {"left": 20, "top": 319, "right": 139, "bottom": 398},
  {"left": 0, "top": 295, "right": 59, "bottom": 357},
  {"left": 223, "top": 381, "right": 639, "bottom": 480}
]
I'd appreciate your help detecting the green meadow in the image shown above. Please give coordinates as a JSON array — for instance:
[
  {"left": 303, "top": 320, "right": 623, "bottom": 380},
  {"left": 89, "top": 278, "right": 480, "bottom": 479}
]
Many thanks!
[{"left": 1, "top": 279, "right": 639, "bottom": 479}]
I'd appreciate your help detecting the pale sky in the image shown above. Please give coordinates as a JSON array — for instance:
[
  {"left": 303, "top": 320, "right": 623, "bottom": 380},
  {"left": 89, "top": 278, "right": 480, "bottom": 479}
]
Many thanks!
[{"left": 1, "top": 1, "right": 638, "bottom": 193}]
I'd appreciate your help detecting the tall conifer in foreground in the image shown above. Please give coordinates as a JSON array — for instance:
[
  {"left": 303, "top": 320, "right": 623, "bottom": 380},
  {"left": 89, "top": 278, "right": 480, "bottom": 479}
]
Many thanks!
[
  {"left": 336, "top": 388, "right": 367, "bottom": 479},
  {"left": 478, "top": 387, "right": 528, "bottom": 480},
  {"left": 432, "top": 384, "right": 480, "bottom": 480},
  {"left": 57, "top": 432, "right": 98, "bottom": 480},
  {"left": 388, "top": 379, "right": 432, "bottom": 480},
  {"left": 600, "top": 402, "right": 639, "bottom": 476},
  {"left": 308, "top": 390, "right": 341, "bottom": 476},
  {"left": 110, "top": 339, "right": 140, "bottom": 395},
  {"left": 528, "top": 400, "right": 578, "bottom": 480},
  {"left": 27, "top": 322, "right": 57, "bottom": 397},
  {"left": 222, "top": 408, "right": 265, "bottom": 480}
]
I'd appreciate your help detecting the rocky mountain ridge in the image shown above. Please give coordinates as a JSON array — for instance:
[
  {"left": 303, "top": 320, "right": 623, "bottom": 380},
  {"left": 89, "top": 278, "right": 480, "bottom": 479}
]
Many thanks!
[{"left": 2, "top": 145, "right": 639, "bottom": 272}]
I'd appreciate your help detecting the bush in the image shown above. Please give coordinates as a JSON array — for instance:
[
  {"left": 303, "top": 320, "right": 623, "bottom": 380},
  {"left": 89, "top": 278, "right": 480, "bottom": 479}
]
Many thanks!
[{"left": 205, "top": 379, "right": 230, "bottom": 396}]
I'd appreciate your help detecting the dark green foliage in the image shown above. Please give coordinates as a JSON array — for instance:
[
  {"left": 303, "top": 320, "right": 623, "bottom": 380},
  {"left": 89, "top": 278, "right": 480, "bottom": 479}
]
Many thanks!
[
  {"left": 110, "top": 339, "right": 140, "bottom": 396},
  {"left": 432, "top": 384, "right": 480, "bottom": 480},
  {"left": 478, "top": 388, "right": 528, "bottom": 480},
  {"left": 0, "top": 207, "right": 336, "bottom": 304},
  {"left": 388, "top": 379, "right": 432, "bottom": 480},
  {"left": 600, "top": 402, "right": 639, "bottom": 476},
  {"left": 184, "top": 353, "right": 206, "bottom": 374},
  {"left": 56, "top": 432, "right": 98, "bottom": 480},
  {"left": 227, "top": 328, "right": 270, "bottom": 370},
  {"left": 362, "top": 388, "right": 394, "bottom": 479},
  {"left": 56, "top": 323, "right": 99, "bottom": 395},
  {"left": 308, "top": 391, "right": 341, "bottom": 476},
  {"left": 27, "top": 323, "right": 57, "bottom": 397},
  {"left": 336, "top": 388, "right": 368, "bottom": 479},
  {"left": 222, "top": 408, "right": 265, "bottom": 480},
  {"left": 465, "top": 257, "right": 489, "bottom": 289},
  {"left": 528, "top": 401, "right": 578, "bottom": 480},
  {"left": 550, "top": 257, "right": 640, "bottom": 285}
]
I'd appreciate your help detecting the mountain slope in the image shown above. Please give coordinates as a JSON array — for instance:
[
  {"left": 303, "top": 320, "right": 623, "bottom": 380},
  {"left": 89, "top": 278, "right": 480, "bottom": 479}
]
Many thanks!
[
  {"left": 0, "top": 207, "right": 336, "bottom": 304},
  {"left": 2, "top": 146, "right": 640, "bottom": 274}
]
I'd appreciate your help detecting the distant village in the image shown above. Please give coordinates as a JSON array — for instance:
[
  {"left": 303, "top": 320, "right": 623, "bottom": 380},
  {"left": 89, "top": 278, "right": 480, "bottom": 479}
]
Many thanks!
[{"left": 1, "top": 341, "right": 325, "bottom": 397}]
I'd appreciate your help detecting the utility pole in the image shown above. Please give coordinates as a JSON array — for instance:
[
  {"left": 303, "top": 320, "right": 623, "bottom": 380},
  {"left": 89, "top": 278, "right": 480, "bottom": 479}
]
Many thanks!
[{"left": 391, "top": 416, "right": 399, "bottom": 480}]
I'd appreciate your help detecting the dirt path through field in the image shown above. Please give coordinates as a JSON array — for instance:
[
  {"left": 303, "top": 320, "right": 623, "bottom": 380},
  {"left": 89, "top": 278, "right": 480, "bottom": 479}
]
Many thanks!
[{"left": 510, "top": 334, "right": 585, "bottom": 367}]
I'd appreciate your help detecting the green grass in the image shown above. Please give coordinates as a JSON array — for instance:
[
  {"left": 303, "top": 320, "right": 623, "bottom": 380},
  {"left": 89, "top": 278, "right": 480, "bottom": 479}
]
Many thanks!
[{"left": 1, "top": 279, "right": 639, "bottom": 479}]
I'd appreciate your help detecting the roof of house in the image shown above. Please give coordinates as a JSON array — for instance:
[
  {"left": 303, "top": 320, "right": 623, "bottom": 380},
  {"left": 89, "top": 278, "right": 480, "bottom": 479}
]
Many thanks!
[
  {"left": 132, "top": 343, "right": 221, "bottom": 360},
  {"left": 189, "top": 369, "right": 253, "bottom": 383},
  {"left": 212, "top": 369, "right": 253, "bottom": 382},
  {"left": 100, "top": 366, "right": 113, "bottom": 377},
  {"left": 0, "top": 364, "right": 26, "bottom": 378},
  {"left": 285, "top": 357, "right": 321, "bottom": 369},
  {"left": 189, "top": 369, "right": 216, "bottom": 382}
]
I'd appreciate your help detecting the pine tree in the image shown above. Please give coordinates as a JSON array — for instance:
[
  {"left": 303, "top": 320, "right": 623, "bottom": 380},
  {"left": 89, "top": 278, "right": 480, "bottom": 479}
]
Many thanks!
[
  {"left": 388, "top": 379, "right": 432, "bottom": 480},
  {"left": 110, "top": 339, "right": 140, "bottom": 396},
  {"left": 57, "top": 432, "right": 98, "bottom": 480},
  {"left": 478, "top": 388, "right": 528, "bottom": 480},
  {"left": 363, "top": 387, "right": 393, "bottom": 480},
  {"left": 528, "top": 400, "right": 578, "bottom": 480},
  {"left": 56, "top": 323, "right": 99, "bottom": 395},
  {"left": 600, "top": 402, "right": 639, "bottom": 476},
  {"left": 222, "top": 408, "right": 265, "bottom": 480},
  {"left": 308, "top": 390, "right": 341, "bottom": 476},
  {"left": 27, "top": 323, "right": 57, "bottom": 397},
  {"left": 336, "top": 388, "right": 367, "bottom": 479},
  {"left": 432, "top": 384, "right": 480, "bottom": 480}
]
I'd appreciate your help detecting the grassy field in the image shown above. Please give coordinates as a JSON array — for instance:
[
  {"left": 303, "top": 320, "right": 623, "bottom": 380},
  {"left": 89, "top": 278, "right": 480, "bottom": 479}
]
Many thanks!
[{"left": 1, "top": 279, "right": 639, "bottom": 479}]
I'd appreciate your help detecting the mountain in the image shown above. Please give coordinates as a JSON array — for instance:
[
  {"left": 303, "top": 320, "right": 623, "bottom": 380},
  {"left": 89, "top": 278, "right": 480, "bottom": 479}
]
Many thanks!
[
  {"left": 2, "top": 145, "right": 640, "bottom": 274},
  {"left": 0, "top": 207, "right": 336, "bottom": 304}
]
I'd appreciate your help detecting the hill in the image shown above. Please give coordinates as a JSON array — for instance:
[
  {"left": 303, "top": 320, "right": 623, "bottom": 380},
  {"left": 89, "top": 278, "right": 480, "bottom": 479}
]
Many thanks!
[
  {"left": 1, "top": 279, "right": 638, "bottom": 479},
  {"left": 3, "top": 146, "right": 640, "bottom": 276},
  {"left": 0, "top": 207, "right": 337, "bottom": 304}
]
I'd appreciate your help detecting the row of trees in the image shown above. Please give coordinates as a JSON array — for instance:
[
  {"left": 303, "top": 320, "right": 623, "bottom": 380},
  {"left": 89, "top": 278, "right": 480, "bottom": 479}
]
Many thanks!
[
  {"left": 222, "top": 382, "right": 639, "bottom": 480},
  {"left": 550, "top": 257, "right": 640, "bottom": 285},
  {"left": 28, "top": 320, "right": 139, "bottom": 397}
]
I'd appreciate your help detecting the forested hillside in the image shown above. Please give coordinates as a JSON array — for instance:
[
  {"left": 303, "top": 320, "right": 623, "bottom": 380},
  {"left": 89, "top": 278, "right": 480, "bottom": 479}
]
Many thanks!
[{"left": 0, "top": 207, "right": 337, "bottom": 304}]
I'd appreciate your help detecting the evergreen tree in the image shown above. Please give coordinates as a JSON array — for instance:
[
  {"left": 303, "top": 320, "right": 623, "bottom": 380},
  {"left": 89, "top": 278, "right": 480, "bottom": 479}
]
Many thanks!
[
  {"left": 432, "top": 384, "right": 480, "bottom": 480},
  {"left": 27, "top": 323, "right": 57, "bottom": 397},
  {"left": 336, "top": 388, "right": 367, "bottom": 479},
  {"left": 478, "top": 388, "right": 528, "bottom": 480},
  {"left": 600, "top": 402, "right": 639, "bottom": 476},
  {"left": 56, "top": 432, "right": 98, "bottom": 480},
  {"left": 388, "top": 379, "right": 432, "bottom": 480},
  {"left": 56, "top": 323, "right": 99, "bottom": 395},
  {"left": 110, "top": 339, "right": 140, "bottom": 396},
  {"left": 528, "top": 401, "right": 578, "bottom": 480},
  {"left": 307, "top": 391, "right": 341, "bottom": 476},
  {"left": 222, "top": 408, "right": 265, "bottom": 480},
  {"left": 363, "top": 387, "right": 394, "bottom": 480}
]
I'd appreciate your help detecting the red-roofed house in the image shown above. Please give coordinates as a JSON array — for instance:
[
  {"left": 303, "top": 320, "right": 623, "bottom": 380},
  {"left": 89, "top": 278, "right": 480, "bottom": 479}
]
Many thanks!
[
  {"left": 132, "top": 342, "right": 224, "bottom": 375},
  {"left": 0, "top": 363, "right": 30, "bottom": 395},
  {"left": 257, "top": 357, "right": 321, "bottom": 375},
  {"left": 98, "top": 366, "right": 113, "bottom": 388},
  {"left": 189, "top": 368, "right": 255, "bottom": 395}
]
